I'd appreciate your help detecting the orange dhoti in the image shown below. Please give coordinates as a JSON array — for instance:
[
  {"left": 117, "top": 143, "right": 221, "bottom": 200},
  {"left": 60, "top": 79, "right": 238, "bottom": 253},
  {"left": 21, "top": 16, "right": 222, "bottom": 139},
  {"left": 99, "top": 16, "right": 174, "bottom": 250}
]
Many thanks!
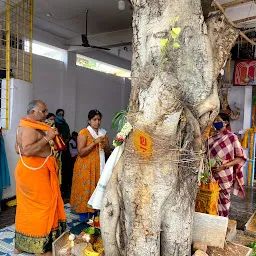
[{"left": 15, "top": 119, "right": 66, "bottom": 253}]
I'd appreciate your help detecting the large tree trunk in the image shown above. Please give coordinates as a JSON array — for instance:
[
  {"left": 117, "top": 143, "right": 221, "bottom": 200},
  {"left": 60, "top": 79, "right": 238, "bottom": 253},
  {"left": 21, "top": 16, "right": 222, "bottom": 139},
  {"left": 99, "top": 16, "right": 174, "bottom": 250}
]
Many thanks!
[{"left": 101, "top": 0, "right": 239, "bottom": 255}]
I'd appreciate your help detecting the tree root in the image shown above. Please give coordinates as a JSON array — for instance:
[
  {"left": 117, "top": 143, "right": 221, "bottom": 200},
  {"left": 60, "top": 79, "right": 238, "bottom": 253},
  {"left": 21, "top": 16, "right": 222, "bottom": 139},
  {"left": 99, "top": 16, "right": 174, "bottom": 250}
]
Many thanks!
[{"left": 101, "top": 157, "right": 124, "bottom": 256}]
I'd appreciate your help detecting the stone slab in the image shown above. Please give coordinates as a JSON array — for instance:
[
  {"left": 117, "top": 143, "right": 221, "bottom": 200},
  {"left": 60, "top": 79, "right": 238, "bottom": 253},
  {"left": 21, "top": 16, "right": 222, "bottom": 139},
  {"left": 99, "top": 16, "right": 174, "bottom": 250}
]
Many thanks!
[
  {"left": 193, "top": 250, "right": 209, "bottom": 256},
  {"left": 234, "top": 230, "right": 256, "bottom": 246},
  {"left": 245, "top": 211, "right": 256, "bottom": 237},
  {"left": 193, "top": 241, "right": 208, "bottom": 252},
  {"left": 193, "top": 212, "right": 228, "bottom": 249},
  {"left": 207, "top": 242, "right": 252, "bottom": 256},
  {"left": 226, "top": 219, "right": 237, "bottom": 242}
]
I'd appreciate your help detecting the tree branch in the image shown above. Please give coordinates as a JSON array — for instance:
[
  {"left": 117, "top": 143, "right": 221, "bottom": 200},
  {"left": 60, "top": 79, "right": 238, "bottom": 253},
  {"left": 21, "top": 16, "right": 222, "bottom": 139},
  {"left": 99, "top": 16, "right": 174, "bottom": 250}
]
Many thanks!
[
  {"left": 184, "top": 107, "right": 202, "bottom": 152},
  {"left": 212, "top": 0, "right": 256, "bottom": 46},
  {"left": 206, "top": 15, "right": 239, "bottom": 79}
]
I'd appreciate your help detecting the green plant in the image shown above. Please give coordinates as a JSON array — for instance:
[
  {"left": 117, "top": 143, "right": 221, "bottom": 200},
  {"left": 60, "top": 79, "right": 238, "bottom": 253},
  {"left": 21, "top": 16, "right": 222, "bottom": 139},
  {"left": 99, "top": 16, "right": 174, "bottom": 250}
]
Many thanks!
[
  {"left": 160, "top": 16, "right": 182, "bottom": 62},
  {"left": 111, "top": 105, "right": 129, "bottom": 132},
  {"left": 201, "top": 157, "right": 223, "bottom": 184},
  {"left": 246, "top": 241, "right": 256, "bottom": 256},
  {"left": 200, "top": 172, "right": 211, "bottom": 184},
  {"left": 208, "top": 157, "right": 222, "bottom": 171},
  {"left": 85, "top": 226, "right": 101, "bottom": 236},
  {"left": 253, "top": 95, "right": 256, "bottom": 106}
]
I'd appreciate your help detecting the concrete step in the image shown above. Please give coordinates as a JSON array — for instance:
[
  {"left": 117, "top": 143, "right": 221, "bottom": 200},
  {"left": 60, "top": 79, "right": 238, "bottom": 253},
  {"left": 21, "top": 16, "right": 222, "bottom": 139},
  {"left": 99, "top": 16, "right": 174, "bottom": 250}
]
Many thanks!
[
  {"left": 207, "top": 242, "right": 252, "bottom": 256},
  {"left": 245, "top": 211, "right": 256, "bottom": 237},
  {"left": 193, "top": 212, "right": 228, "bottom": 249},
  {"left": 226, "top": 219, "right": 237, "bottom": 242},
  {"left": 233, "top": 230, "right": 256, "bottom": 246}
]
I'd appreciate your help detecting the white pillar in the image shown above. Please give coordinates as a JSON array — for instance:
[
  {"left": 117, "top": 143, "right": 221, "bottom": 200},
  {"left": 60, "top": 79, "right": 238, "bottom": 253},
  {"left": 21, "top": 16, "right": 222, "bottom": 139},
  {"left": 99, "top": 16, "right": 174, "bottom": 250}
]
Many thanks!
[
  {"left": 243, "top": 86, "right": 253, "bottom": 130},
  {"left": 1, "top": 78, "right": 33, "bottom": 199},
  {"left": 60, "top": 52, "right": 77, "bottom": 132}
]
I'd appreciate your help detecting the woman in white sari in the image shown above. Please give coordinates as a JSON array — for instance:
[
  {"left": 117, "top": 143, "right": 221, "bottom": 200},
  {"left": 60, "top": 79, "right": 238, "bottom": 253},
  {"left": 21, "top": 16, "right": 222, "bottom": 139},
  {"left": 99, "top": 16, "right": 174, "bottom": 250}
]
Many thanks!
[{"left": 70, "top": 110, "right": 111, "bottom": 221}]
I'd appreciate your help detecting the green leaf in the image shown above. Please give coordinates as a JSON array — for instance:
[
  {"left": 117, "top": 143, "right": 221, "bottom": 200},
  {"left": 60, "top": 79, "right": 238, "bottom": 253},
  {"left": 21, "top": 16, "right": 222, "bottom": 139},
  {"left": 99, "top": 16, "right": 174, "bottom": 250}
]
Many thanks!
[
  {"left": 160, "top": 38, "right": 169, "bottom": 47},
  {"left": 170, "top": 27, "right": 181, "bottom": 39},
  {"left": 85, "top": 227, "right": 95, "bottom": 235},
  {"left": 173, "top": 42, "right": 180, "bottom": 48},
  {"left": 172, "top": 27, "right": 181, "bottom": 36},
  {"left": 111, "top": 110, "right": 127, "bottom": 129},
  {"left": 174, "top": 16, "right": 179, "bottom": 23},
  {"left": 118, "top": 117, "right": 126, "bottom": 132},
  {"left": 160, "top": 47, "right": 165, "bottom": 54},
  {"left": 209, "top": 159, "right": 215, "bottom": 168},
  {"left": 163, "top": 58, "right": 168, "bottom": 62}
]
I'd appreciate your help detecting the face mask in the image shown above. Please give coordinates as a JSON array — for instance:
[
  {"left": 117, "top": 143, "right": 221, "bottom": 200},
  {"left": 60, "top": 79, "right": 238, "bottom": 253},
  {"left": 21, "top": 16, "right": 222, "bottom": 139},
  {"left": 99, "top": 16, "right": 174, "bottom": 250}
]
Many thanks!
[
  {"left": 57, "top": 113, "right": 64, "bottom": 118},
  {"left": 213, "top": 121, "right": 224, "bottom": 130}
]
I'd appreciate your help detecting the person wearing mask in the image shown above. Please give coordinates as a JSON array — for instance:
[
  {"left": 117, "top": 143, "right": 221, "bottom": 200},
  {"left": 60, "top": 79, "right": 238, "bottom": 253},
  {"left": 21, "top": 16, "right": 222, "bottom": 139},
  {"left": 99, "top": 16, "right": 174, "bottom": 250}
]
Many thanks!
[
  {"left": 70, "top": 110, "right": 111, "bottom": 221},
  {"left": 55, "top": 109, "right": 70, "bottom": 143},
  {"left": 55, "top": 109, "right": 71, "bottom": 196},
  {"left": 208, "top": 114, "right": 246, "bottom": 217},
  {"left": 68, "top": 131, "right": 78, "bottom": 188}
]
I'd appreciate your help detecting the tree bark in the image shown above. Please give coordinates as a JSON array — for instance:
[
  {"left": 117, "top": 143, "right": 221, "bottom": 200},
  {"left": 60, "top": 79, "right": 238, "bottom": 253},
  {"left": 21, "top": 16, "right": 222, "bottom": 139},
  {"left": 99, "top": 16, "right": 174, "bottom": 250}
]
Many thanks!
[{"left": 101, "top": 0, "right": 239, "bottom": 255}]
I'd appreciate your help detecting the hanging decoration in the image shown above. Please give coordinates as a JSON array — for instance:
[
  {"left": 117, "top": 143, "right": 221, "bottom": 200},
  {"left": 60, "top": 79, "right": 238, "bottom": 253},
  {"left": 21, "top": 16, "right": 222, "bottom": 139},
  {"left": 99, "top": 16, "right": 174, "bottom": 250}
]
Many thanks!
[{"left": 234, "top": 60, "right": 256, "bottom": 86}]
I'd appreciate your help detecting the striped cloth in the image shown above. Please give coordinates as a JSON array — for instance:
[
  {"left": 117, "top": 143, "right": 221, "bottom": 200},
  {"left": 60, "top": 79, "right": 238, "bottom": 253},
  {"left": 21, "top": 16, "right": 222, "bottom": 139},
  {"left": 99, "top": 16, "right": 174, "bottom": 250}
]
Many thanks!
[{"left": 208, "top": 129, "right": 246, "bottom": 217}]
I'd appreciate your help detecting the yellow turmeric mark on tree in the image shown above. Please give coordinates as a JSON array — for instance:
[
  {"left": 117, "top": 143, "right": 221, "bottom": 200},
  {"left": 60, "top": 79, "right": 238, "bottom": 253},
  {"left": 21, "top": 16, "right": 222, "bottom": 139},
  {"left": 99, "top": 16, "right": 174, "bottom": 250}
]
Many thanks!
[{"left": 133, "top": 130, "right": 152, "bottom": 157}]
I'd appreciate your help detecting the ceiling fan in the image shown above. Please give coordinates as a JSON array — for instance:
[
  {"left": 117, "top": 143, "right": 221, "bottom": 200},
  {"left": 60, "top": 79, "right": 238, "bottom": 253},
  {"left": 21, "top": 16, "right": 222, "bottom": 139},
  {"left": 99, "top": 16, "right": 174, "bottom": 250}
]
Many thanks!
[{"left": 67, "top": 10, "right": 110, "bottom": 51}]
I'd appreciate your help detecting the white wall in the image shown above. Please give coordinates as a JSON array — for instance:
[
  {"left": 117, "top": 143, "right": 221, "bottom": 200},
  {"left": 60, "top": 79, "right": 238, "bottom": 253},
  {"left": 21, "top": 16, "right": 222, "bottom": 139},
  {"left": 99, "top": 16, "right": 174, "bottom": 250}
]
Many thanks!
[
  {"left": 228, "top": 86, "right": 245, "bottom": 133},
  {"left": 75, "top": 66, "right": 131, "bottom": 141},
  {"left": 32, "top": 54, "right": 65, "bottom": 113},
  {"left": 2, "top": 79, "right": 33, "bottom": 199},
  {"left": 33, "top": 28, "right": 67, "bottom": 50},
  {"left": 228, "top": 86, "right": 252, "bottom": 134}
]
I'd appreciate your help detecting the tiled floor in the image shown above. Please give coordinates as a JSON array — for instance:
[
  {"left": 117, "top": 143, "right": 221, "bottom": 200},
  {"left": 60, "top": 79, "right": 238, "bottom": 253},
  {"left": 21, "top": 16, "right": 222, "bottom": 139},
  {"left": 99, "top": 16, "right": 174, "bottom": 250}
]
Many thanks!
[
  {"left": 1, "top": 187, "right": 256, "bottom": 231},
  {"left": 0, "top": 207, "right": 16, "bottom": 230},
  {"left": 0, "top": 203, "right": 80, "bottom": 255},
  {"left": 0, "top": 197, "right": 70, "bottom": 230},
  {"left": 0, "top": 186, "right": 255, "bottom": 253},
  {"left": 229, "top": 186, "right": 256, "bottom": 229}
]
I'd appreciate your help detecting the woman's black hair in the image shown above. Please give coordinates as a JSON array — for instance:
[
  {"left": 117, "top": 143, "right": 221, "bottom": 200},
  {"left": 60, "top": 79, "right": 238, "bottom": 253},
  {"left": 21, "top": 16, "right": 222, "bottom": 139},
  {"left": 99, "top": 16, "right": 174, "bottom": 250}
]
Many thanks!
[
  {"left": 72, "top": 131, "right": 78, "bottom": 137},
  {"left": 88, "top": 109, "right": 102, "bottom": 120},
  {"left": 219, "top": 112, "right": 230, "bottom": 123},
  {"left": 56, "top": 109, "right": 64, "bottom": 115},
  {"left": 46, "top": 113, "right": 55, "bottom": 119}
]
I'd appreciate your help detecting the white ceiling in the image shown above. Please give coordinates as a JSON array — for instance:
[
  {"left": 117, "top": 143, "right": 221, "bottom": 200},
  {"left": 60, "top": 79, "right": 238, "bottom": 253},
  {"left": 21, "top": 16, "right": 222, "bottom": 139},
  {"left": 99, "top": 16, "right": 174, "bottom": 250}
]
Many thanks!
[
  {"left": 214, "top": 0, "right": 256, "bottom": 28},
  {"left": 31, "top": 0, "right": 256, "bottom": 46},
  {"left": 1, "top": 0, "right": 256, "bottom": 40},
  {"left": 32, "top": 0, "right": 256, "bottom": 61},
  {"left": 2, "top": 0, "right": 256, "bottom": 61},
  {"left": 33, "top": 0, "right": 133, "bottom": 40}
]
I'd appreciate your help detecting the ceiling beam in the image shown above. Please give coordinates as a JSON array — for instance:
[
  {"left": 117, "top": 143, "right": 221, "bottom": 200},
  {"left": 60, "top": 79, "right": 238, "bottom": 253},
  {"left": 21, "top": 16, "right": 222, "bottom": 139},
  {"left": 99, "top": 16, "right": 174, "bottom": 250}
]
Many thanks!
[
  {"left": 211, "top": 0, "right": 252, "bottom": 11},
  {"left": 234, "top": 15, "right": 256, "bottom": 24},
  {"left": 235, "top": 37, "right": 256, "bottom": 43}
]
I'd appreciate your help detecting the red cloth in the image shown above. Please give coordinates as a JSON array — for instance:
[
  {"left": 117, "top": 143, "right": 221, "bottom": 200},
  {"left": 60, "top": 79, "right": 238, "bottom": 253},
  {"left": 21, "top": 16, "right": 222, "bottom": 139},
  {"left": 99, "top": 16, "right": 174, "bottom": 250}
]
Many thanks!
[
  {"left": 234, "top": 60, "right": 256, "bottom": 86},
  {"left": 208, "top": 130, "right": 246, "bottom": 216}
]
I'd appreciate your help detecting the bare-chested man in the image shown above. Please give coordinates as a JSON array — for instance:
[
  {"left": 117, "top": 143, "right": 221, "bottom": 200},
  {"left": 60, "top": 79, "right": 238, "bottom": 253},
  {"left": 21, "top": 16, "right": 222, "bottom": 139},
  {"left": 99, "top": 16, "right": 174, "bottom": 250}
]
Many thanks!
[{"left": 14, "top": 100, "right": 66, "bottom": 256}]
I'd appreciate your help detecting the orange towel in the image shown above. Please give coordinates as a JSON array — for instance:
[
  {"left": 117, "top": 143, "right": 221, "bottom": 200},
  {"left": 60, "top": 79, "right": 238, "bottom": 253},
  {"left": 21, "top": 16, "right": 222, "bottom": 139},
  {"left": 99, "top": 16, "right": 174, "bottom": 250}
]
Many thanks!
[
  {"left": 19, "top": 117, "right": 66, "bottom": 151},
  {"left": 15, "top": 118, "right": 66, "bottom": 253}
]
